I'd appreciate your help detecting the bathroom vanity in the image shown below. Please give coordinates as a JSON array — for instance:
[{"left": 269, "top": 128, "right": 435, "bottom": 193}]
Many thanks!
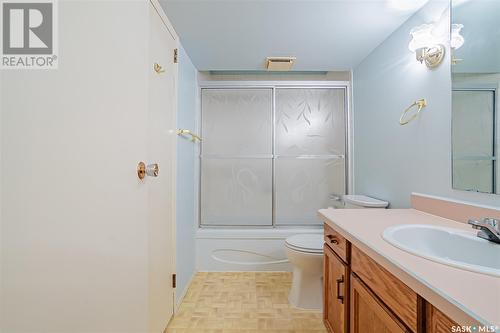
[{"left": 320, "top": 207, "right": 500, "bottom": 333}]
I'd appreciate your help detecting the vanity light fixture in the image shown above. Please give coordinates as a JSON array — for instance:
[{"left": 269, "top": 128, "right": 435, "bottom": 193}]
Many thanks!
[{"left": 408, "top": 23, "right": 445, "bottom": 69}]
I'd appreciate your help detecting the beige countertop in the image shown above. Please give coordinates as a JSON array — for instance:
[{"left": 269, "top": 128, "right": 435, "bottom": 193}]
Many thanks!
[{"left": 318, "top": 208, "right": 500, "bottom": 330}]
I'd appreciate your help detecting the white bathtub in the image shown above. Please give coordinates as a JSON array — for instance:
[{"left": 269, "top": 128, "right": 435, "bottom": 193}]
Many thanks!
[{"left": 196, "top": 227, "right": 323, "bottom": 271}]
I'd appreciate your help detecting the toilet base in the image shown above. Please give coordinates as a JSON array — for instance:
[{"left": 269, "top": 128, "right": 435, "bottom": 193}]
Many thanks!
[
  {"left": 288, "top": 266, "right": 323, "bottom": 310},
  {"left": 285, "top": 247, "right": 323, "bottom": 310}
]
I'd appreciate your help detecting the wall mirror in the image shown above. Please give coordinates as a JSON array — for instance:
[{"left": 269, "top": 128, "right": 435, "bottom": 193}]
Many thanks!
[{"left": 451, "top": 0, "right": 499, "bottom": 194}]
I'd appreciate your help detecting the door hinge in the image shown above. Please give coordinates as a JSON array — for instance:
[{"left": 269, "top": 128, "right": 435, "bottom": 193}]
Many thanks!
[
  {"left": 172, "top": 273, "right": 176, "bottom": 288},
  {"left": 173, "top": 48, "right": 178, "bottom": 63}
]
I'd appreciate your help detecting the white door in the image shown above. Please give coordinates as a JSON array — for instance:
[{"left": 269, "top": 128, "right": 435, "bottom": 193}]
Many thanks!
[
  {"left": 1, "top": 1, "right": 178, "bottom": 332},
  {"left": 147, "top": 2, "right": 178, "bottom": 331}
]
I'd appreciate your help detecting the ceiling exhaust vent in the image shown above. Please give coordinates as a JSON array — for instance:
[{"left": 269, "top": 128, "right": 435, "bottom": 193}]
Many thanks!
[{"left": 266, "top": 57, "right": 296, "bottom": 71}]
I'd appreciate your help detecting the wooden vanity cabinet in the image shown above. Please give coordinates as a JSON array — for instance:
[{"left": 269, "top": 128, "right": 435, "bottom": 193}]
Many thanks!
[
  {"left": 324, "top": 244, "right": 349, "bottom": 333},
  {"left": 323, "top": 223, "right": 464, "bottom": 333}
]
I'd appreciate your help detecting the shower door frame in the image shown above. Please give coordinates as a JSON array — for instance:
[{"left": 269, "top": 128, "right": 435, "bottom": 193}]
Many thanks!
[{"left": 197, "top": 81, "right": 353, "bottom": 228}]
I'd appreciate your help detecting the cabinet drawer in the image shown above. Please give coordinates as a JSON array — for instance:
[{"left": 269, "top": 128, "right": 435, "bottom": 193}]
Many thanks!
[
  {"left": 324, "top": 223, "right": 350, "bottom": 263},
  {"left": 351, "top": 245, "right": 418, "bottom": 333}
]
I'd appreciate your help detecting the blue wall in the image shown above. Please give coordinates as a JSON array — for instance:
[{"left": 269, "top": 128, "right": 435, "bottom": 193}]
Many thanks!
[
  {"left": 176, "top": 45, "right": 197, "bottom": 304},
  {"left": 352, "top": 1, "right": 500, "bottom": 208}
]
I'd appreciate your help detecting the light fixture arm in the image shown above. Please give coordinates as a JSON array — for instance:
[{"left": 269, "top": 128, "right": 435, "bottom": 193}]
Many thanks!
[{"left": 415, "top": 44, "right": 445, "bottom": 68}]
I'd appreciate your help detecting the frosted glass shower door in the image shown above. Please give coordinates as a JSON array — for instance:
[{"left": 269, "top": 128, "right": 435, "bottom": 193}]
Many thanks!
[
  {"left": 200, "top": 88, "right": 273, "bottom": 226},
  {"left": 200, "top": 86, "right": 347, "bottom": 227},
  {"left": 275, "top": 88, "right": 346, "bottom": 225}
]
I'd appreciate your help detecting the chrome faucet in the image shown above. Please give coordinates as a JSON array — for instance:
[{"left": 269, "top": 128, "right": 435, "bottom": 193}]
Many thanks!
[{"left": 468, "top": 217, "right": 500, "bottom": 244}]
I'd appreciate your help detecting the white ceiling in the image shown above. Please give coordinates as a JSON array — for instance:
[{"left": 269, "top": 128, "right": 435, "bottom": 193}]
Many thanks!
[{"left": 159, "top": 0, "right": 429, "bottom": 71}]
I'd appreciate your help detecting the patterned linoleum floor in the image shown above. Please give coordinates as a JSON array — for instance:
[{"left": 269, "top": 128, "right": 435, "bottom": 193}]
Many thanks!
[{"left": 166, "top": 272, "right": 327, "bottom": 333}]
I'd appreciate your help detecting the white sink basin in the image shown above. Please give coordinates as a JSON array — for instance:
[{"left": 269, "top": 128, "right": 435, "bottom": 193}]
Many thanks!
[{"left": 383, "top": 224, "right": 500, "bottom": 277}]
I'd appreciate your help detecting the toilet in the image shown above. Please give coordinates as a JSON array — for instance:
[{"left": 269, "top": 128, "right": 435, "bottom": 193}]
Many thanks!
[
  {"left": 343, "top": 194, "right": 389, "bottom": 209},
  {"left": 285, "top": 195, "right": 388, "bottom": 310},
  {"left": 285, "top": 233, "right": 324, "bottom": 310}
]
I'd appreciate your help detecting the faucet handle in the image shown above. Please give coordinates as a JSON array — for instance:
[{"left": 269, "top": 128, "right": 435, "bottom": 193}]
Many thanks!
[
  {"left": 467, "top": 219, "right": 482, "bottom": 230},
  {"left": 481, "top": 217, "right": 499, "bottom": 230}
]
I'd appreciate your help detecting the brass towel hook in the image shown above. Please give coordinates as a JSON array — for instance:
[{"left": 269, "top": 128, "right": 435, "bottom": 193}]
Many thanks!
[
  {"left": 399, "top": 99, "right": 427, "bottom": 125},
  {"left": 154, "top": 63, "right": 165, "bottom": 74}
]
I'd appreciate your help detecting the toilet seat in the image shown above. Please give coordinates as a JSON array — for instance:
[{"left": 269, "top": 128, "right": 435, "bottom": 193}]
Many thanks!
[{"left": 285, "top": 234, "right": 323, "bottom": 254}]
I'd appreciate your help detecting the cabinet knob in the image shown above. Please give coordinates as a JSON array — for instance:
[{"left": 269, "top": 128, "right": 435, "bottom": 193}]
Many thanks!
[{"left": 327, "top": 235, "right": 339, "bottom": 245}]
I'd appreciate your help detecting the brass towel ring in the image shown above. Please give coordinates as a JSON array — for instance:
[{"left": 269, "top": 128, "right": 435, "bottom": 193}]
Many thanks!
[{"left": 399, "top": 99, "right": 427, "bottom": 125}]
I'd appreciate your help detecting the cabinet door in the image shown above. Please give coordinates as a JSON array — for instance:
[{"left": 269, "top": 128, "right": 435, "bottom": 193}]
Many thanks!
[
  {"left": 350, "top": 275, "right": 410, "bottom": 333},
  {"left": 426, "top": 304, "right": 459, "bottom": 333},
  {"left": 324, "top": 244, "right": 349, "bottom": 333}
]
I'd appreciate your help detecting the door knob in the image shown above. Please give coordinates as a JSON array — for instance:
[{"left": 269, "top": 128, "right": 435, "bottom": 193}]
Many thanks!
[
  {"left": 146, "top": 163, "right": 159, "bottom": 177},
  {"left": 138, "top": 162, "right": 146, "bottom": 180},
  {"left": 137, "top": 162, "right": 159, "bottom": 180}
]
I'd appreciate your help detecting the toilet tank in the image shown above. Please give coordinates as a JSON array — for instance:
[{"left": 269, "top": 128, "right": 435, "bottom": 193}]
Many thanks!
[{"left": 343, "top": 195, "right": 389, "bottom": 209}]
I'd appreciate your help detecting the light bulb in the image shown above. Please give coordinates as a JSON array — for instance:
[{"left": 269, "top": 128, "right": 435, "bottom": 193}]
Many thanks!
[{"left": 451, "top": 24, "right": 465, "bottom": 50}]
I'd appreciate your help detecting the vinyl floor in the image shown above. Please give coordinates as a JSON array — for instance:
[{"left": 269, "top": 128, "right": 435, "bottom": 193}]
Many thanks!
[{"left": 166, "top": 272, "right": 327, "bottom": 333}]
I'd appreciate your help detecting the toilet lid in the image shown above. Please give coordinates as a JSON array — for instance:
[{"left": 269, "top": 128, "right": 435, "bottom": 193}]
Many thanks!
[
  {"left": 343, "top": 194, "right": 389, "bottom": 208},
  {"left": 285, "top": 234, "right": 323, "bottom": 253}
]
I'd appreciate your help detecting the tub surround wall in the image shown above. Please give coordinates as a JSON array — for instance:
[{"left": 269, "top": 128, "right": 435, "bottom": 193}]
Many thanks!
[
  {"left": 352, "top": 0, "right": 500, "bottom": 208},
  {"left": 175, "top": 46, "right": 198, "bottom": 306},
  {"left": 196, "top": 228, "right": 322, "bottom": 272}
]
